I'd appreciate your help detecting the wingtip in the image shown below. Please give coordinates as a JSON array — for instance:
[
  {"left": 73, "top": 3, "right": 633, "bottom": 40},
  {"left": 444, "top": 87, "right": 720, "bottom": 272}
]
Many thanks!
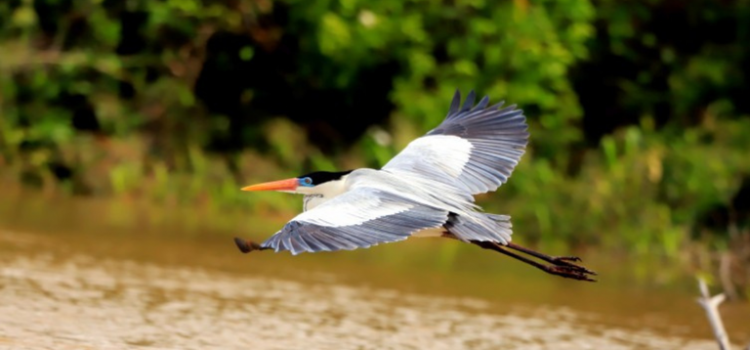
[
  {"left": 461, "top": 90, "right": 477, "bottom": 112},
  {"left": 448, "top": 88, "right": 462, "bottom": 117},
  {"left": 485, "top": 100, "right": 507, "bottom": 113},
  {"left": 234, "top": 237, "right": 252, "bottom": 253},
  {"left": 472, "top": 95, "right": 490, "bottom": 111}
]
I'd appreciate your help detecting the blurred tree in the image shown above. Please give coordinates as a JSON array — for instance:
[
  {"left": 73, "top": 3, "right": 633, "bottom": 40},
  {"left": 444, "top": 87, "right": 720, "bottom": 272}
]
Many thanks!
[{"left": 1, "top": 0, "right": 750, "bottom": 291}]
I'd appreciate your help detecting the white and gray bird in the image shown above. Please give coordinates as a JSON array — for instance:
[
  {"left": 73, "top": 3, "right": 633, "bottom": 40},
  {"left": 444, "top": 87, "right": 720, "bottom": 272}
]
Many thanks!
[{"left": 235, "top": 90, "right": 595, "bottom": 281}]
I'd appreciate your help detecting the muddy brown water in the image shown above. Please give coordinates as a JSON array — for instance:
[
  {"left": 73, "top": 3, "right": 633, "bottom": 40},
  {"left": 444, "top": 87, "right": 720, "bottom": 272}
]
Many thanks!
[{"left": 1, "top": 190, "right": 748, "bottom": 349}]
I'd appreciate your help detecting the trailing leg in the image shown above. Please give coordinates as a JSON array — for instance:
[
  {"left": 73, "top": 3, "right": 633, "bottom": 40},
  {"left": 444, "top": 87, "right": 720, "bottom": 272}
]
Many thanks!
[
  {"left": 471, "top": 241, "right": 596, "bottom": 282},
  {"left": 505, "top": 242, "right": 596, "bottom": 275}
]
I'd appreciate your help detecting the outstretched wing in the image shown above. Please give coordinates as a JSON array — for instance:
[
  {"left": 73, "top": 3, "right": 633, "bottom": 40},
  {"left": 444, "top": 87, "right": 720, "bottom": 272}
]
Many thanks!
[
  {"left": 383, "top": 90, "right": 529, "bottom": 195},
  {"left": 260, "top": 187, "right": 449, "bottom": 255}
]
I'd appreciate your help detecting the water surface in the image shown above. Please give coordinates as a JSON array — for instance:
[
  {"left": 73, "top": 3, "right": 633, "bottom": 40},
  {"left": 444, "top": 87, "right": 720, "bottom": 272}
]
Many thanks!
[{"left": 0, "top": 191, "right": 748, "bottom": 349}]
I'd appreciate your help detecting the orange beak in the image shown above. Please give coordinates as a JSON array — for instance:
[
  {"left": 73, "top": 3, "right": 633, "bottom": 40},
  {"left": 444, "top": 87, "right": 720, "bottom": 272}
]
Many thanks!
[{"left": 241, "top": 178, "right": 299, "bottom": 192}]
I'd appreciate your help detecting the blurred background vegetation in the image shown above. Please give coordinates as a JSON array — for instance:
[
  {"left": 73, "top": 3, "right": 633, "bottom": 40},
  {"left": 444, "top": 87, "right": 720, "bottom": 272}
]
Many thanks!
[{"left": 1, "top": 0, "right": 749, "bottom": 297}]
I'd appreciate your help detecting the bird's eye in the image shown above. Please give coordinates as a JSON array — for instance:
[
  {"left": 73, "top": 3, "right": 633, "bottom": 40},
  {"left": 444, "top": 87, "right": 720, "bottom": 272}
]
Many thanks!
[{"left": 301, "top": 177, "right": 313, "bottom": 186}]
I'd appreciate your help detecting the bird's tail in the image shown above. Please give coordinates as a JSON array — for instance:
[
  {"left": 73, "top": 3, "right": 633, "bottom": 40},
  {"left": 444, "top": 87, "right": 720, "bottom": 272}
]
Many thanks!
[{"left": 445, "top": 212, "right": 513, "bottom": 244}]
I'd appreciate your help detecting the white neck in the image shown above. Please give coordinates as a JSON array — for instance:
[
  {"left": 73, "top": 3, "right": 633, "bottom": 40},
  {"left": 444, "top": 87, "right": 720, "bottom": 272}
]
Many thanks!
[{"left": 295, "top": 175, "right": 350, "bottom": 211}]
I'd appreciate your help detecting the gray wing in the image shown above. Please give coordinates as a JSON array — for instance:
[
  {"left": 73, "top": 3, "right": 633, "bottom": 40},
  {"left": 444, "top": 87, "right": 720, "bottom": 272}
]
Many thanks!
[
  {"left": 383, "top": 90, "right": 529, "bottom": 195},
  {"left": 260, "top": 187, "right": 449, "bottom": 255}
]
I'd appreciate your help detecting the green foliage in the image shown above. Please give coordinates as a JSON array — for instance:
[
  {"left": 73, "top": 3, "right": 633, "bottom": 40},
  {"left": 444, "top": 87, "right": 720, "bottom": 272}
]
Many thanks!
[
  {"left": 1, "top": 0, "right": 750, "bottom": 291},
  {"left": 495, "top": 119, "right": 750, "bottom": 255}
]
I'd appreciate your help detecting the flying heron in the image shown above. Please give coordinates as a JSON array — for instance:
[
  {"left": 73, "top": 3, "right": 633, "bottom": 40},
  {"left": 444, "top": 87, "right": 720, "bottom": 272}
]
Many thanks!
[{"left": 234, "top": 90, "right": 596, "bottom": 281}]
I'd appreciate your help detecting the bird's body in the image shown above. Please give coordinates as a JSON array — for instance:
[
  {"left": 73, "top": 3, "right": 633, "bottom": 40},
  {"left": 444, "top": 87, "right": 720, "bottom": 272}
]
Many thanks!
[{"left": 235, "top": 90, "right": 596, "bottom": 281}]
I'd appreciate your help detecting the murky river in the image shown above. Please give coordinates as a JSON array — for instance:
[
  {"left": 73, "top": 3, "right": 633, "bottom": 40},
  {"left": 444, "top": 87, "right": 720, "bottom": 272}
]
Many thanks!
[{"left": 1, "top": 190, "right": 748, "bottom": 349}]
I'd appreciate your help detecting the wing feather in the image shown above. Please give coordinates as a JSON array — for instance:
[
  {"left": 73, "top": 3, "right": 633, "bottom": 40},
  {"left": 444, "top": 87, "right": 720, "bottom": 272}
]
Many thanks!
[
  {"left": 383, "top": 89, "right": 529, "bottom": 195},
  {"left": 260, "top": 187, "right": 449, "bottom": 254}
]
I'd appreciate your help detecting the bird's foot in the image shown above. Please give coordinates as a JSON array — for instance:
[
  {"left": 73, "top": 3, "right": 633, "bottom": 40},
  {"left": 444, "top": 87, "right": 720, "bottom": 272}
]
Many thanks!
[
  {"left": 234, "top": 237, "right": 264, "bottom": 254},
  {"left": 548, "top": 255, "right": 597, "bottom": 276},
  {"left": 543, "top": 264, "right": 597, "bottom": 282},
  {"left": 502, "top": 242, "right": 597, "bottom": 280}
]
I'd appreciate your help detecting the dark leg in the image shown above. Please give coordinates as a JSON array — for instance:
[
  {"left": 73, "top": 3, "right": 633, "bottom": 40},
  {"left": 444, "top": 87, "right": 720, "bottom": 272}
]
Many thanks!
[
  {"left": 234, "top": 237, "right": 271, "bottom": 254},
  {"left": 472, "top": 241, "right": 596, "bottom": 282},
  {"left": 506, "top": 242, "right": 595, "bottom": 274}
]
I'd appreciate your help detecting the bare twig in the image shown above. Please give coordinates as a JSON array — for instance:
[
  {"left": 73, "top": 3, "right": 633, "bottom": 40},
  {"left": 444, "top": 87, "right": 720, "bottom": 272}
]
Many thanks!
[
  {"left": 719, "top": 253, "right": 738, "bottom": 300},
  {"left": 697, "top": 277, "right": 732, "bottom": 350}
]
